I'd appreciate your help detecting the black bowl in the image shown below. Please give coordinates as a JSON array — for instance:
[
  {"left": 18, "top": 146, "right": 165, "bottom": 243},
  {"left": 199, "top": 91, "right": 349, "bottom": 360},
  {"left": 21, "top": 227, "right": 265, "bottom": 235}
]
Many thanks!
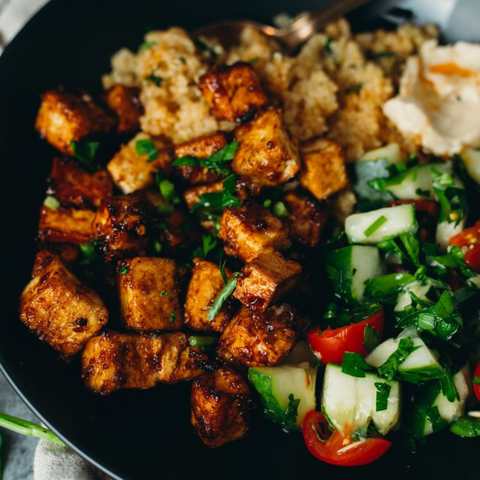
[{"left": 0, "top": 1, "right": 478, "bottom": 479}]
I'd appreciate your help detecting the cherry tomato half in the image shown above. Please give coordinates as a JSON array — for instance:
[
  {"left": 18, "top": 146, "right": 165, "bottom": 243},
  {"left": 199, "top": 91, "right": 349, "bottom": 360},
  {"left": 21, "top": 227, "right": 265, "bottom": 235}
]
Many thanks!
[
  {"left": 449, "top": 221, "right": 480, "bottom": 248},
  {"left": 473, "top": 361, "right": 480, "bottom": 403},
  {"left": 306, "top": 306, "right": 384, "bottom": 365},
  {"left": 464, "top": 244, "right": 480, "bottom": 271},
  {"left": 302, "top": 411, "right": 391, "bottom": 467}
]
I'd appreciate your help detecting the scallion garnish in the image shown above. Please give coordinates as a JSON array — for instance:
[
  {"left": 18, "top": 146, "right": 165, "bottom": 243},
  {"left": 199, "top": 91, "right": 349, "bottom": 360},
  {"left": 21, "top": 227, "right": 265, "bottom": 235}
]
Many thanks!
[
  {"left": 136, "top": 139, "right": 158, "bottom": 162},
  {"left": 156, "top": 171, "right": 180, "bottom": 204},
  {"left": 374, "top": 382, "right": 391, "bottom": 412},
  {"left": 169, "top": 311, "right": 177, "bottom": 323},
  {"left": 119, "top": 265, "right": 129, "bottom": 275},
  {"left": 70, "top": 140, "right": 100, "bottom": 166},
  {"left": 364, "top": 215, "right": 387, "bottom": 237},
  {"left": 207, "top": 274, "right": 238, "bottom": 321},
  {"left": 272, "top": 201, "right": 288, "bottom": 218},
  {"left": 188, "top": 335, "right": 217, "bottom": 347},
  {"left": 0, "top": 413, "right": 64, "bottom": 446},
  {"left": 43, "top": 196, "right": 60, "bottom": 210}
]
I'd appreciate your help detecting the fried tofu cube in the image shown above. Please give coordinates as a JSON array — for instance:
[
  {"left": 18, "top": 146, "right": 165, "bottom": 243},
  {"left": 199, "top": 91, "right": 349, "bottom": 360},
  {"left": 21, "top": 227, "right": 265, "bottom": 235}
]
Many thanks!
[
  {"left": 107, "top": 133, "right": 172, "bottom": 194},
  {"left": 94, "top": 194, "right": 155, "bottom": 260},
  {"left": 283, "top": 191, "right": 330, "bottom": 247},
  {"left": 199, "top": 62, "right": 268, "bottom": 123},
  {"left": 118, "top": 257, "right": 183, "bottom": 331},
  {"left": 300, "top": 139, "right": 348, "bottom": 200},
  {"left": 184, "top": 258, "right": 236, "bottom": 333},
  {"left": 217, "top": 304, "right": 302, "bottom": 368},
  {"left": 234, "top": 251, "right": 301, "bottom": 312},
  {"left": 38, "top": 205, "right": 95, "bottom": 245},
  {"left": 232, "top": 108, "right": 300, "bottom": 187},
  {"left": 218, "top": 203, "right": 291, "bottom": 262},
  {"left": 35, "top": 89, "right": 115, "bottom": 154},
  {"left": 82, "top": 331, "right": 209, "bottom": 395},
  {"left": 48, "top": 158, "right": 113, "bottom": 209},
  {"left": 173, "top": 132, "right": 229, "bottom": 185},
  {"left": 32, "top": 243, "right": 80, "bottom": 277},
  {"left": 104, "top": 85, "right": 142, "bottom": 133},
  {"left": 157, "top": 209, "right": 201, "bottom": 254},
  {"left": 20, "top": 257, "right": 108, "bottom": 355},
  {"left": 191, "top": 368, "right": 251, "bottom": 448},
  {"left": 183, "top": 181, "right": 224, "bottom": 210}
]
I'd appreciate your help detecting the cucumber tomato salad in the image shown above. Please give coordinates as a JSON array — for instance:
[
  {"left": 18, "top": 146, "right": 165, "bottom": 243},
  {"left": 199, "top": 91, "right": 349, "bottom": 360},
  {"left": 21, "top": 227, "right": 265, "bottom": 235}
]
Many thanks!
[{"left": 248, "top": 144, "right": 480, "bottom": 467}]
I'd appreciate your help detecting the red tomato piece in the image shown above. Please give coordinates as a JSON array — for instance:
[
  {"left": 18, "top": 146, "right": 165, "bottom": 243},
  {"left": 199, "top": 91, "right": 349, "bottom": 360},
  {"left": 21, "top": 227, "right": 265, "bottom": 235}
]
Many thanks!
[
  {"left": 449, "top": 221, "right": 480, "bottom": 248},
  {"left": 447, "top": 268, "right": 464, "bottom": 292},
  {"left": 302, "top": 411, "right": 391, "bottom": 467},
  {"left": 464, "top": 244, "right": 480, "bottom": 271},
  {"left": 473, "top": 361, "right": 480, "bottom": 402},
  {"left": 306, "top": 306, "right": 384, "bottom": 365}
]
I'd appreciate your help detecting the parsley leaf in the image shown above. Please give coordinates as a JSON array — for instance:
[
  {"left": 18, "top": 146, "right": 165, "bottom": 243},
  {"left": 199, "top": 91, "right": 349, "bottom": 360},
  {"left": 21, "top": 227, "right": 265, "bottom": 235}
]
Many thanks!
[
  {"left": 439, "top": 365, "right": 458, "bottom": 403},
  {"left": 285, "top": 394, "right": 300, "bottom": 426},
  {"left": 450, "top": 416, "right": 480, "bottom": 437},
  {"left": 375, "top": 382, "right": 392, "bottom": 412},
  {"left": 378, "top": 337, "right": 418, "bottom": 380},
  {"left": 364, "top": 324, "right": 380, "bottom": 353},
  {"left": 364, "top": 273, "right": 416, "bottom": 304},
  {"left": 136, "top": 139, "right": 158, "bottom": 162},
  {"left": 207, "top": 274, "right": 238, "bottom": 321},
  {"left": 202, "top": 235, "right": 218, "bottom": 257},
  {"left": 341, "top": 352, "right": 371, "bottom": 378},
  {"left": 70, "top": 140, "right": 100, "bottom": 166}
]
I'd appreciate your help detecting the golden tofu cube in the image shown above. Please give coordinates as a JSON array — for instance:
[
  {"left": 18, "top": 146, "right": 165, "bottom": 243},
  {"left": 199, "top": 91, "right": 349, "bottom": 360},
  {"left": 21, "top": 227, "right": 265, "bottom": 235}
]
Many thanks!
[
  {"left": 191, "top": 368, "right": 251, "bottom": 448},
  {"left": 199, "top": 62, "right": 268, "bottom": 123},
  {"left": 94, "top": 194, "right": 155, "bottom": 261},
  {"left": 104, "top": 85, "right": 142, "bottom": 133},
  {"left": 217, "top": 304, "right": 302, "bottom": 368},
  {"left": 35, "top": 89, "right": 115, "bottom": 154},
  {"left": 184, "top": 258, "right": 236, "bottom": 333},
  {"left": 234, "top": 251, "right": 301, "bottom": 312},
  {"left": 218, "top": 203, "right": 291, "bottom": 262},
  {"left": 300, "top": 139, "right": 349, "bottom": 200},
  {"left": 38, "top": 205, "right": 95, "bottom": 245},
  {"left": 173, "top": 132, "right": 228, "bottom": 185},
  {"left": 32, "top": 243, "right": 79, "bottom": 277},
  {"left": 107, "top": 133, "right": 172, "bottom": 194},
  {"left": 82, "top": 331, "right": 209, "bottom": 395},
  {"left": 233, "top": 108, "right": 300, "bottom": 187},
  {"left": 118, "top": 257, "right": 183, "bottom": 331},
  {"left": 283, "top": 191, "right": 330, "bottom": 247},
  {"left": 20, "top": 257, "right": 108, "bottom": 355},
  {"left": 48, "top": 157, "right": 113, "bottom": 209}
]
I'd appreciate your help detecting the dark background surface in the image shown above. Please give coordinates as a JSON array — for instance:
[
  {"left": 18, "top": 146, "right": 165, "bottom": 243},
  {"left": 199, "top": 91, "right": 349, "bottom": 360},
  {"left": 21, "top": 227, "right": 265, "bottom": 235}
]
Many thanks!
[{"left": 0, "top": 0, "right": 478, "bottom": 479}]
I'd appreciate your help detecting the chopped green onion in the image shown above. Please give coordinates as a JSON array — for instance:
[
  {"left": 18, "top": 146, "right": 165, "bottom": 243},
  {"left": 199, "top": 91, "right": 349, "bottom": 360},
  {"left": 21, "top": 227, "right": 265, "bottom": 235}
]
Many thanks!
[
  {"left": 207, "top": 275, "right": 238, "bottom": 321},
  {"left": 119, "top": 265, "right": 129, "bottom": 275},
  {"left": 152, "top": 239, "right": 162, "bottom": 255},
  {"left": 161, "top": 291, "right": 168, "bottom": 297},
  {"left": 202, "top": 235, "right": 218, "bottom": 257},
  {"left": 169, "top": 311, "right": 177, "bottom": 323},
  {"left": 136, "top": 139, "right": 158, "bottom": 162},
  {"left": 43, "top": 196, "right": 60, "bottom": 210},
  {"left": 263, "top": 199, "right": 272, "bottom": 208},
  {"left": 0, "top": 431, "right": 3, "bottom": 480},
  {"left": 188, "top": 335, "right": 217, "bottom": 347},
  {"left": 70, "top": 141, "right": 100, "bottom": 166},
  {"left": 0, "top": 413, "right": 64, "bottom": 446},
  {"left": 364, "top": 215, "right": 387, "bottom": 237},
  {"left": 375, "top": 382, "right": 391, "bottom": 412},
  {"left": 156, "top": 171, "right": 180, "bottom": 204},
  {"left": 272, "top": 201, "right": 288, "bottom": 218}
]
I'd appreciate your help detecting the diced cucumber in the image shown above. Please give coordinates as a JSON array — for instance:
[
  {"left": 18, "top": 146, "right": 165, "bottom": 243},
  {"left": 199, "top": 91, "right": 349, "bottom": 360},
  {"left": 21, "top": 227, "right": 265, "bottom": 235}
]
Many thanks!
[
  {"left": 409, "top": 365, "right": 471, "bottom": 437},
  {"left": 345, "top": 204, "right": 417, "bottom": 245},
  {"left": 325, "top": 245, "right": 384, "bottom": 304},
  {"left": 248, "top": 361, "right": 317, "bottom": 431},
  {"left": 366, "top": 327, "right": 444, "bottom": 383},
  {"left": 322, "top": 364, "right": 400, "bottom": 436},
  {"left": 468, "top": 274, "right": 480, "bottom": 289},
  {"left": 360, "top": 143, "right": 402, "bottom": 164},
  {"left": 394, "top": 281, "right": 436, "bottom": 312},
  {"left": 461, "top": 148, "right": 480, "bottom": 185},
  {"left": 436, "top": 217, "right": 466, "bottom": 251}
]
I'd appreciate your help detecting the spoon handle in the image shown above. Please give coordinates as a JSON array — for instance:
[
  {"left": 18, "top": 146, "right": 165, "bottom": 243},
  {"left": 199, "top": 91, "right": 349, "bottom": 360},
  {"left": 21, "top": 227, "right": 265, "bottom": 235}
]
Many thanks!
[{"left": 278, "top": 0, "right": 374, "bottom": 51}]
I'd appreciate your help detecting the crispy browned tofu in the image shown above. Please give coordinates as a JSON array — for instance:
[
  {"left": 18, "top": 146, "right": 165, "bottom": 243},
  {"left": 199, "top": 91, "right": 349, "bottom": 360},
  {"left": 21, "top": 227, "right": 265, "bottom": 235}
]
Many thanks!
[
  {"left": 35, "top": 89, "right": 115, "bottom": 154},
  {"left": 118, "top": 257, "right": 183, "bottom": 331},
  {"left": 232, "top": 108, "right": 300, "bottom": 187},
  {"left": 104, "top": 85, "right": 142, "bottom": 133},
  {"left": 234, "top": 251, "right": 301, "bottom": 312},
  {"left": 32, "top": 243, "right": 79, "bottom": 277},
  {"left": 216, "top": 304, "right": 302, "bottom": 368},
  {"left": 199, "top": 62, "right": 268, "bottom": 123},
  {"left": 218, "top": 203, "right": 291, "bottom": 262},
  {"left": 173, "top": 132, "right": 228, "bottom": 185},
  {"left": 191, "top": 368, "right": 251, "bottom": 448},
  {"left": 157, "top": 209, "right": 201, "bottom": 254},
  {"left": 300, "top": 139, "right": 349, "bottom": 200},
  {"left": 82, "top": 331, "right": 209, "bottom": 395},
  {"left": 38, "top": 205, "right": 95, "bottom": 245},
  {"left": 283, "top": 191, "right": 330, "bottom": 247},
  {"left": 48, "top": 158, "right": 113, "bottom": 209},
  {"left": 107, "top": 133, "right": 172, "bottom": 194},
  {"left": 184, "top": 258, "right": 236, "bottom": 333},
  {"left": 94, "top": 194, "right": 155, "bottom": 261},
  {"left": 20, "top": 257, "right": 108, "bottom": 355}
]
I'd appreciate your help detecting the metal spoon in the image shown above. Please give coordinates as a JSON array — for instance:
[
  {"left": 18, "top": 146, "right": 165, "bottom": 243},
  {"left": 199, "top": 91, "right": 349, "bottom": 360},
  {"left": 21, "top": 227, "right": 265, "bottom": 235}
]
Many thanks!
[{"left": 194, "top": 0, "right": 374, "bottom": 52}]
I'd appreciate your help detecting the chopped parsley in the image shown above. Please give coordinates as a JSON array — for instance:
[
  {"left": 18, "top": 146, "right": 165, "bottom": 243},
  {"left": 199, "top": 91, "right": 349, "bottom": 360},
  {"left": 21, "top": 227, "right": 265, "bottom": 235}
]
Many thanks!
[
  {"left": 364, "top": 215, "right": 387, "bottom": 237},
  {"left": 145, "top": 74, "right": 163, "bottom": 87},
  {"left": 378, "top": 337, "right": 418, "bottom": 380},
  {"left": 207, "top": 274, "right": 238, "bottom": 321},
  {"left": 374, "top": 382, "right": 391, "bottom": 412},
  {"left": 119, "top": 265, "right": 129, "bottom": 275},
  {"left": 169, "top": 311, "right": 177, "bottom": 323},
  {"left": 341, "top": 352, "right": 371, "bottom": 378},
  {"left": 202, "top": 234, "right": 218, "bottom": 257},
  {"left": 161, "top": 291, "right": 168, "bottom": 297},
  {"left": 450, "top": 416, "right": 480, "bottom": 437},
  {"left": 285, "top": 394, "right": 301, "bottom": 426},
  {"left": 219, "top": 257, "right": 227, "bottom": 285},
  {"left": 79, "top": 238, "right": 99, "bottom": 265},
  {"left": 70, "top": 140, "right": 100, "bottom": 166},
  {"left": 136, "top": 139, "right": 159, "bottom": 162},
  {"left": 43, "top": 196, "right": 60, "bottom": 210},
  {"left": 364, "top": 324, "right": 380, "bottom": 353}
]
